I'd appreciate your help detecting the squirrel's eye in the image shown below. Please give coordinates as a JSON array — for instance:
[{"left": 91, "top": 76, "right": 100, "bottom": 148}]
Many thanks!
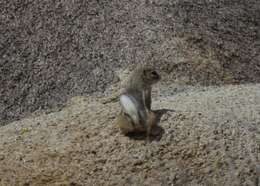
[{"left": 151, "top": 71, "right": 157, "bottom": 75}]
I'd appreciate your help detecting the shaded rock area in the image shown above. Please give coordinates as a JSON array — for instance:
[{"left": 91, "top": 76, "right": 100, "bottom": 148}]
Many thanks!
[
  {"left": 1, "top": 0, "right": 260, "bottom": 125},
  {"left": 0, "top": 83, "right": 259, "bottom": 185}
]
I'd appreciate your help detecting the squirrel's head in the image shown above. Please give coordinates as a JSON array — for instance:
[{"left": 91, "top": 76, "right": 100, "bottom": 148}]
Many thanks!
[{"left": 142, "top": 67, "right": 161, "bottom": 85}]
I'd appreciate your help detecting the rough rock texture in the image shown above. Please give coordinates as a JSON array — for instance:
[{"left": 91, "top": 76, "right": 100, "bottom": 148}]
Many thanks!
[
  {"left": 0, "top": 83, "right": 259, "bottom": 185},
  {"left": 1, "top": 0, "right": 260, "bottom": 125}
]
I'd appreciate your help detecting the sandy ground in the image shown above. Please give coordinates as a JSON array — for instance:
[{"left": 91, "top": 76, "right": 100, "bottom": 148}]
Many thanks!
[
  {"left": 1, "top": 1, "right": 259, "bottom": 185},
  {"left": 0, "top": 82, "right": 259, "bottom": 186}
]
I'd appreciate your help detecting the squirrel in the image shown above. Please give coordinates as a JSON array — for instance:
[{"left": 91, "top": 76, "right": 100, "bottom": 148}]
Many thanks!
[{"left": 115, "top": 65, "right": 160, "bottom": 141}]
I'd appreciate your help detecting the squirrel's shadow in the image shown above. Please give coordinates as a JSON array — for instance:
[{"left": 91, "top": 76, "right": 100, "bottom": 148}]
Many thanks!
[{"left": 126, "top": 109, "right": 175, "bottom": 142}]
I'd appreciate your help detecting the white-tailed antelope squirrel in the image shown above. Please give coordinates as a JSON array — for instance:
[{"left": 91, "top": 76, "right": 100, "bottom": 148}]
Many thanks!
[{"left": 115, "top": 65, "right": 160, "bottom": 141}]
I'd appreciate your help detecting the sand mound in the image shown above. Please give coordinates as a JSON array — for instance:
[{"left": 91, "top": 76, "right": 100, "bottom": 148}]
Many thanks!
[{"left": 0, "top": 83, "right": 259, "bottom": 185}]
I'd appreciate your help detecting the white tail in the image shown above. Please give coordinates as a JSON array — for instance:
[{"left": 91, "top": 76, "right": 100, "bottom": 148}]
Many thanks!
[{"left": 120, "top": 94, "right": 139, "bottom": 125}]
